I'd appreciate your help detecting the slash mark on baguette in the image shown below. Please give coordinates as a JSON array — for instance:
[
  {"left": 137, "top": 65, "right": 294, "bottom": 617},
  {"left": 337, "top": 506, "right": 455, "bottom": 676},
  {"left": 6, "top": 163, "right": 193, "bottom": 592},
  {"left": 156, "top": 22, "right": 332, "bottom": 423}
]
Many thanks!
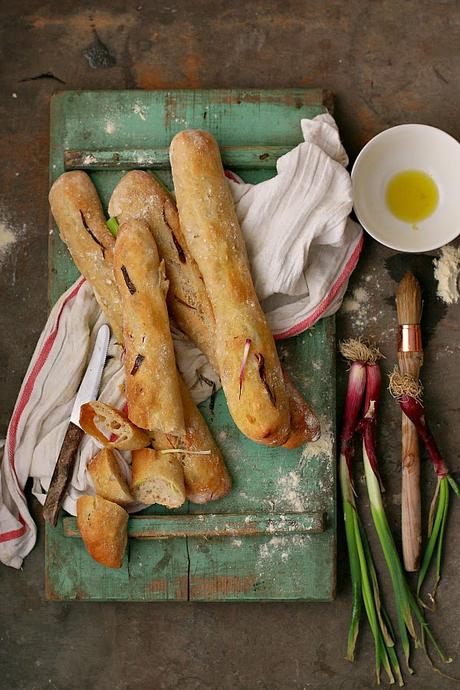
[
  {"left": 162, "top": 204, "right": 187, "bottom": 263},
  {"left": 174, "top": 295, "right": 197, "bottom": 310},
  {"left": 171, "top": 232, "right": 186, "bottom": 263},
  {"left": 256, "top": 353, "right": 276, "bottom": 407},
  {"left": 79, "top": 210, "right": 105, "bottom": 257},
  {"left": 120, "top": 265, "right": 136, "bottom": 294},
  {"left": 130, "top": 353, "right": 145, "bottom": 376}
]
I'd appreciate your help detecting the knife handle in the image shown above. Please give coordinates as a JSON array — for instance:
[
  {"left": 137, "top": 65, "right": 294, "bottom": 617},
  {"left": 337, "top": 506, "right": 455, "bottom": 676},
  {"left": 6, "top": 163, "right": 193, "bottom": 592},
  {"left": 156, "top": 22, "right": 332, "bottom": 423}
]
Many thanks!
[{"left": 43, "top": 422, "right": 84, "bottom": 528}]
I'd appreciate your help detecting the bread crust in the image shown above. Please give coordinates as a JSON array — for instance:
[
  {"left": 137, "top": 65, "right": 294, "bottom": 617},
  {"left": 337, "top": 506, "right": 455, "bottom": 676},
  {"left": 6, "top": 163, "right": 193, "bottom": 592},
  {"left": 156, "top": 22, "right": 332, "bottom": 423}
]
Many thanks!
[
  {"left": 77, "top": 495, "right": 128, "bottom": 569},
  {"left": 113, "top": 220, "right": 185, "bottom": 435},
  {"left": 87, "top": 448, "right": 133, "bottom": 505},
  {"left": 281, "top": 370, "right": 321, "bottom": 449},
  {"left": 152, "top": 377, "right": 232, "bottom": 504},
  {"left": 49, "top": 171, "right": 123, "bottom": 341},
  {"left": 108, "top": 171, "right": 218, "bottom": 370},
  {"left": 131, "top": 448, "right": 186, "bottom": 508},
  {"left": 79, "top": 400, "right": 151, "bottom": 450},
  {"left": 170, "top": 130, "right": 290, "bottom": 446}
]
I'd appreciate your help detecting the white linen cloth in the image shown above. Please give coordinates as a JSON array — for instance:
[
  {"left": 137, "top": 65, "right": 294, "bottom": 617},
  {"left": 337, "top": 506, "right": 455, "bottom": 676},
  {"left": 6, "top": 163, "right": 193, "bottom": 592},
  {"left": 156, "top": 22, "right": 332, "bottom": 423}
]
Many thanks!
[{"left": 0, "top": 114, "right": 362, "bottom": 568}]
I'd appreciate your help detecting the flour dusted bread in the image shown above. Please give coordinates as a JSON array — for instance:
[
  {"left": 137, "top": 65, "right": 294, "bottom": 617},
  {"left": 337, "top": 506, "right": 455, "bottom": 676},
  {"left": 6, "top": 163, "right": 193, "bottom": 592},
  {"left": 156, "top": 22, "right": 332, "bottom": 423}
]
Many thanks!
[
  {"left": 87, "top": 448, "right": 133, "bottom": 506},
  {"left": 282, "top": 370, "right": 321, "bottom": 449},
  {"left": 108, "top": 171, "right": 218, "bottom": 370},
  {"left": 131, "top": 448, "right": 186, "bottom": 508},
  {"left": 170, "top": 130, "right": 290, "bottom": 446},
  {"left": 80, "top": 400, "right": 150, "bottom": 450},
  {"left": 153, "top": 377, "right": 232, "bottom": 504},
  {"left": 113, "top": 220, "right": 185, "bottom": 434},
  {"left": 49, "top": 171, "right": 123, "bottom": 341},
  {"left": 77, "top": 495, "right": 128, "bottom": 569}
]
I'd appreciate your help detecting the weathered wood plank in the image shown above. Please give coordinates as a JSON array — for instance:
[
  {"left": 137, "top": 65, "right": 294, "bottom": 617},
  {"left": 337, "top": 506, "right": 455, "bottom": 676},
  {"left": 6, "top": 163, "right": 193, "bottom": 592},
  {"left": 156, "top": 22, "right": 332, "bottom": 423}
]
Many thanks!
[
  {"left": 63, "top": 512, "right": 326, "bottom": 539},
  {"left": 47, "top": 88, "right": 336, "bottom": 601},
  {"left": 65, "top": 145, "right": 293, "bottom": 170}
]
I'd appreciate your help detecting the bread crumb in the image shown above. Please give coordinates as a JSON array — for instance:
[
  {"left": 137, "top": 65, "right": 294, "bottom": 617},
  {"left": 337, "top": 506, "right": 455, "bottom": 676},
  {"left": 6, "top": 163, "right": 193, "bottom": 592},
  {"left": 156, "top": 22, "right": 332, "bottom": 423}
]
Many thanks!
[{"left": 433, "top": 245, "right": 460, "bottom": 304}]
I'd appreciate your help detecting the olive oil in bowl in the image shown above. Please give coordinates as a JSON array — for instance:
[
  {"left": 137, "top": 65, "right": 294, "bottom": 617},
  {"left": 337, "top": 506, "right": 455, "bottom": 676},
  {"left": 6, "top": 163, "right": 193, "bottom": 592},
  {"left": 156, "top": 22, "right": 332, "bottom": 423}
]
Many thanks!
[{"left": 386, "top": 170, "right": 439, "bottom": 225}]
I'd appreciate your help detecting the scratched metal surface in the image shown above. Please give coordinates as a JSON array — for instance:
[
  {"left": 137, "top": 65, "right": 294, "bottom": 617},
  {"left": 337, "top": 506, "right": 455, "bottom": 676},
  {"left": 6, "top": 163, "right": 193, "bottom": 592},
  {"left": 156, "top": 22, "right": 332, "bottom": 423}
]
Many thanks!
[{"left": 1, "top": 1, "right": 459, "bottom": 689}]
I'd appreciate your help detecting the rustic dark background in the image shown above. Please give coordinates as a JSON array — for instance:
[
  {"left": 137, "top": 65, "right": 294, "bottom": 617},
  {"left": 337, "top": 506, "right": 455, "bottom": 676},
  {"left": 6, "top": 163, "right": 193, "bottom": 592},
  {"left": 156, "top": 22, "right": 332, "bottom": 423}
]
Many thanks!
[{"left": 1, "top": 2, "right": 459, "bottom": 689}]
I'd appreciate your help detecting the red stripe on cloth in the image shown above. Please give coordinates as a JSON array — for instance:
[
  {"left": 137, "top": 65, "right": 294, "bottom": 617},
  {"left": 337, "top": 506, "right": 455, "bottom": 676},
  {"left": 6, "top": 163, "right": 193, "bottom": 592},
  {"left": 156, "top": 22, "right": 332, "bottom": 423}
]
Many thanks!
[
  {"left": 224, "top": 170, "right": 240, "bottom": 182},
  {"left": 0, "top": 515, "right": 26, "bottom": 543},
  {"left": 274, "top": 233, "right": 364, "bottom": 340},
  {"left": 0, "top": 278, "right": 86, "bottom": 542}
]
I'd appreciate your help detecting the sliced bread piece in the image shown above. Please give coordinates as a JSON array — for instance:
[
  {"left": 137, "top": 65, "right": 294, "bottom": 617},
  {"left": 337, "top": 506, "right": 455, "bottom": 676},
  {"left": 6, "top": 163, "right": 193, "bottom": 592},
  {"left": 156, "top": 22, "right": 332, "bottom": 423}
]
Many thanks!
[
  {"left": 80, "top": 400, "right": 150, "bottom": 450},
  {"left": 87, "top": 448, "right": 133, "bottom": 506},
  {"left": 76, "top": 495, "right": 128, "bottom": 569},
  {"left": 131, "top": 448, "right": 186, "bottom": 509}
]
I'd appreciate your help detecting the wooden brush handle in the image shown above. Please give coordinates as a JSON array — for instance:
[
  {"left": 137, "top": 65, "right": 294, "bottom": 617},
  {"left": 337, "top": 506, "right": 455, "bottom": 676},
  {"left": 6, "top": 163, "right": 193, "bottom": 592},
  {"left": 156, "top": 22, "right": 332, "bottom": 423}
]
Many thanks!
[{"left": 398, "top": 351, "right": 423, "bottom": 572}]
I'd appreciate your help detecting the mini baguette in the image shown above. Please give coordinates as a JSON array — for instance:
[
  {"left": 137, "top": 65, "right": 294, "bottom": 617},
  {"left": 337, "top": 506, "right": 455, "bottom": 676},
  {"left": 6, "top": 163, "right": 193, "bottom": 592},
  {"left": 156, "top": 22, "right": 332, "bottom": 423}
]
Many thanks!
[
  {"left": 108, "top": 170, "right": 318, "bottom": 448},
  {"left": 87, "top": 448, "right": 133, "bottom": 505},
  {"left": 131, "top": 448, "right": 186, "bottom": 508},
  {"left": 79, "top": 400, "right": 151, "bottom": 450},
  {"left": 49, "top": 171, "right": 123, "bottom": 341},
  {"left": 108, "top": 171, "right": 218, "bottom": 371},
  {"left": 282, "top": 370, "right": 321, "bottom": 449},
  {"left": 170, "top": 130, "right": 290, "bottom": 446},
  {"left": 152, "top": 377, "right": 232, "bottom": 504},
  {"left": 113, "top": 220, "right": 185, "bottom": 435},
  {"left": 77, "top": 495, "right": 128, "bottom": 569}
]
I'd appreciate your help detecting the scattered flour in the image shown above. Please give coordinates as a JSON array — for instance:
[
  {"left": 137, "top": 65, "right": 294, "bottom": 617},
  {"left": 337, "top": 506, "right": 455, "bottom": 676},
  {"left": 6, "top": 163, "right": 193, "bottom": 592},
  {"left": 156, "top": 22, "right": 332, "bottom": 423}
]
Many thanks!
[
  {"left": 340, "top": 286, "right": 370, "bottom": 330},
  {"left": 258, "top": 535, "right": 309, "bottom": 566},
  {"left": 275, "top": 470, "right": 305, "bottom": 511},
  {"left": 0, "top": 219, "right": 17, "bottom": 266},
  {"left": 300, "top": 419, "right": 333, "bottom": 462},
  {"left": 133, "top": 102, "right": 147, "bottom": 121},
  {"left": 82, "top": 153, "right": 97, "bottom": 165},
  {"left": 231, "top": 538, "right": 242, "bottom": 548},
  {"left": 433, "top": 245, "right": 460, "bottom": 304},
  {"left": 105, "top": 120, "right": 116, "bottom": 135}
]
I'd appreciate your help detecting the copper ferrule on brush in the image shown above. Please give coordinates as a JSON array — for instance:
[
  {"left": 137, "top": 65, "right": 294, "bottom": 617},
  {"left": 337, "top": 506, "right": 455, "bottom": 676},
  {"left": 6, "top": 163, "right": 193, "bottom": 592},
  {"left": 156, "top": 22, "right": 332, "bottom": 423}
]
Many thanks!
[{"left": 398, "top": 324, "right": 423, "bottom": 353}]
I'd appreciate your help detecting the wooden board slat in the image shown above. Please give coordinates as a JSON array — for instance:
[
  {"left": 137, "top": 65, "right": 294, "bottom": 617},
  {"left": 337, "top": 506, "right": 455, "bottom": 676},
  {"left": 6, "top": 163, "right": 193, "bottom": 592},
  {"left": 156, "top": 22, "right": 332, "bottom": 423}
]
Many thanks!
[
  {"left": 47, "top": 89, "right": 336, "bottom": 602},
  {"left": 63, "top": 512, "right": 326, "bottom": 539},
  {"left": 64, "top": 145, "right": 293, "bottom": 170}
]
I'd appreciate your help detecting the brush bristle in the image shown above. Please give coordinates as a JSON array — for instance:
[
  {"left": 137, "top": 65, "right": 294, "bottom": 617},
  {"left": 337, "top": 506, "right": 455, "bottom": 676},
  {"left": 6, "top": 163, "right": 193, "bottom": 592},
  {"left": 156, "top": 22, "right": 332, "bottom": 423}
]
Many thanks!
[{"left": 396, "top": 272, "right": 422, "bottom": 325}]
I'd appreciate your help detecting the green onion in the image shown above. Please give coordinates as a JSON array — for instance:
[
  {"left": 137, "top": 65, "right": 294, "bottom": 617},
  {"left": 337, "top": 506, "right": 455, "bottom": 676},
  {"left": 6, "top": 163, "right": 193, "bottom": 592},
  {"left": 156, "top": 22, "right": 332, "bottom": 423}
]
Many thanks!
[
  {"left": 389, "top": 370, "right": 460, "bottom": 608},
  {"left": 339, "top": 340, "right": 403, "bottom": 684},
  {"left": 360, "top": 359, "right": 450, "bottom": 669},
  {"left": 106, "top": 216, "right": 119, "bottom": 237}
]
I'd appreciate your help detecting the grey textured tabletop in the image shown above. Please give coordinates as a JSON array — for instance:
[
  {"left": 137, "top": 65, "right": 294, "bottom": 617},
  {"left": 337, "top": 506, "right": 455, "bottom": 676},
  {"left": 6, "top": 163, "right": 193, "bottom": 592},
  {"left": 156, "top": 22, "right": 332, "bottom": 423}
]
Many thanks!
[{"left": 0, "top": 2, "right": 459, "bottom": 689}]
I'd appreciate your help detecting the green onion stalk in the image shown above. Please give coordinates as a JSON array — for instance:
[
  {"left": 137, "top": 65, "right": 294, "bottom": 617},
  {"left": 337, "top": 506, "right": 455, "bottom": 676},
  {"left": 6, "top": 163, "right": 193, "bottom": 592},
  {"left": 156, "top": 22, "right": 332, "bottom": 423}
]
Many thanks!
[
  {"left": 358, "top": 355, "right": 450, "bottom": 671},
  {"left": 339, "top": 340, "right": 403, "bottom": 685},
  {"left": 106, "top": 217, "right": 119, "bottom": 237},
  {"left": 389, "top": 370, "right": 460, "bottom": 609}
]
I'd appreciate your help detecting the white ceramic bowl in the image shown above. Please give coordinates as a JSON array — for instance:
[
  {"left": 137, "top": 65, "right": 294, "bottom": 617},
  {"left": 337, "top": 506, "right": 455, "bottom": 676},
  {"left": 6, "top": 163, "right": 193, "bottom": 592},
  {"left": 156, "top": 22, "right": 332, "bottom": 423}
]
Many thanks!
[{"left": 351, "top": 124, "right": 460, "bottom": 252}]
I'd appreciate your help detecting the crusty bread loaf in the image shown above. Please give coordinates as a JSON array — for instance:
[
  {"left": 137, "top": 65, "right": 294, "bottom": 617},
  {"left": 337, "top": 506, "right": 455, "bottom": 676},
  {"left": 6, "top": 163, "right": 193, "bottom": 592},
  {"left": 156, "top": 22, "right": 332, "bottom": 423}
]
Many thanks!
[
  {"left": 79, "top": 400, "right": 151, "bottom": 450},
  {"left": 49, "top": 171, "right": 123, "bottom": 341},
  {"left": 282, "top": 370, "right": 321, "bottom": 449},
  {"left": 113, "top": 220, "right": 185, "bottom": 435},
  {"left": 87, "top": 448, "right": 133, "bottom": 505},
  {"left": 170, "top": 130, "right": 290, "bottom": 446},
  {"left": 152, "top": 377, "right": 232, "bottom": 504},
  {"left": 108, "top": 171, "right": 218, "bottom": 370},
  {"left": 76, "top": 495, "right": 128, "bottom": 569},
  {"left": 131, "top": 448, "right": 186, "bottom": 508}
]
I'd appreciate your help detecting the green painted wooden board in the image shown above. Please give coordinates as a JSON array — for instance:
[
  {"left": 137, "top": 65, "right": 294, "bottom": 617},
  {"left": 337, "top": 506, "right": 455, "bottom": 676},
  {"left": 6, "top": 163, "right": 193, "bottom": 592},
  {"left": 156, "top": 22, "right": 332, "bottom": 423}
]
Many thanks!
[{"left": 46, "top": 89, "right": 336, "bottom": 602}]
